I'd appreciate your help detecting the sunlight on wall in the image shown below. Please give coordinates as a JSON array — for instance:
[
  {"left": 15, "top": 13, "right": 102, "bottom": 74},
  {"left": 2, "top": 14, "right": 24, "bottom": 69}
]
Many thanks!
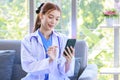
[{"left": 104, "top": 0, "right": 115, "bottom": 9}]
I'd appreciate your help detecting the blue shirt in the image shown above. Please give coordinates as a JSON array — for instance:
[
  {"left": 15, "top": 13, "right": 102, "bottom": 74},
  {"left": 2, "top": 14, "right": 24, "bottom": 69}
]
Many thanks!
[
  {"left": 38, "top": 31, "right": 52, "bottom": 58},
  {"left": 38, "top": 31, "right": 52, "bottom": 80}
]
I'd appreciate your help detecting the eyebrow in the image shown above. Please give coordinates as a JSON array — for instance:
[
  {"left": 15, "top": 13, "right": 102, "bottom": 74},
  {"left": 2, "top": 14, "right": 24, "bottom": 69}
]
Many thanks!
[{"left": 48, "top": 14, "right": 60, "bottom": 18}]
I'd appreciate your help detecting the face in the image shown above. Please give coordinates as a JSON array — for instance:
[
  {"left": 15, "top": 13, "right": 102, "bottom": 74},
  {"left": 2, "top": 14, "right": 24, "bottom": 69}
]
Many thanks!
[{"left": 40, "top": 10, "right": 61, "bottom": 31}]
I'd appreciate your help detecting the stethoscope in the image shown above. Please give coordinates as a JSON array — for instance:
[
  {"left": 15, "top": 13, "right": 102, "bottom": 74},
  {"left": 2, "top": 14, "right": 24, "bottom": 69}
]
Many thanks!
[{"left": 30, "top": 35, "right": 61, "bottom": 58}]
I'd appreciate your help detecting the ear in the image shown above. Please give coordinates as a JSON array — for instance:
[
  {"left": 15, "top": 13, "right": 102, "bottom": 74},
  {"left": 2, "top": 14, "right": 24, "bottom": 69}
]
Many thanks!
[{"left": 39, "top": 13, "right": 43, "bottom": 19}]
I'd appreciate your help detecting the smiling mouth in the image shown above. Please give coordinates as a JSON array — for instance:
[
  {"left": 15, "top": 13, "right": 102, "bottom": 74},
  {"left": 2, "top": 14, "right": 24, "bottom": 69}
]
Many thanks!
[{"left": 48, "top": 24, "right": 54, "bottom": 28}]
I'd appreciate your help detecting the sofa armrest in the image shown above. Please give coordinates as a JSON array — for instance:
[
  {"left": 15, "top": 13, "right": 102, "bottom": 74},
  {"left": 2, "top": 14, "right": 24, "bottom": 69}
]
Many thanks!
[{"left": 78, "top": 64, "right": 98, "bottom": 80}]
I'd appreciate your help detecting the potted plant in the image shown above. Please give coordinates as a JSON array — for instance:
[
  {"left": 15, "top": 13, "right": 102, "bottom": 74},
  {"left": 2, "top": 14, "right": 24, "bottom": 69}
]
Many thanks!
[{"left": 103, "top": 8, "right": 119, "bottom": 26}]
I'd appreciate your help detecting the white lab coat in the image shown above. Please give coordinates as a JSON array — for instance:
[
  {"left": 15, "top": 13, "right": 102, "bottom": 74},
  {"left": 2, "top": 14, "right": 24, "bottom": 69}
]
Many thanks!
[{"left": 21, "top": 29, "right": 75, "bottom": 80}]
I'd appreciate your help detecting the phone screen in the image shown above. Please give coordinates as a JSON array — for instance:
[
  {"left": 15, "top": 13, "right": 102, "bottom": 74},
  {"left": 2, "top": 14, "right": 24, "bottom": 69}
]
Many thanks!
[{"left": 63, "top": 39, "right": 76, "bottom": 56}]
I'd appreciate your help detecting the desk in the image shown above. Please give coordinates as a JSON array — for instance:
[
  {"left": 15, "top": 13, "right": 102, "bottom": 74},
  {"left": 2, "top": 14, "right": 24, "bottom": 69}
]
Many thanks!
[{"left": 100, "top": 24, "right": 120, "bottom": 80}]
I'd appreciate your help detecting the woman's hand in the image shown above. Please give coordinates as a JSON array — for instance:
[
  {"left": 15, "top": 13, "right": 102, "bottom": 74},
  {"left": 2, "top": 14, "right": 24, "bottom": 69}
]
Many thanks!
[
  {"left": 47, "top": 46, "right": 58, "bottom": 62},
  {"left": 63, "top": 46, "right": 75, "bottom": 72},
  {"left": 63, "top": 46, "right": 74, "bottom": 63}
]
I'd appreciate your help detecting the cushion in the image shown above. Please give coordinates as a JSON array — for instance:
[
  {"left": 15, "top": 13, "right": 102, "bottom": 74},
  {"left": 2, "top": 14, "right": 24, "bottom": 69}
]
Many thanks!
[
  {"left": 69, "top": 58, "right": 81, "bottom": 80},
  {"left": 74, "top": 58, "right": 81, "bottom": 75},
  {"left": 11, "top": 64, "right": 27, "bottom": 80},
  {"left": 0, "top": 40, "right": 21, "bottom": 64},
  {"left": 0, "top": 50, "right": 15, "bottom": 80}
]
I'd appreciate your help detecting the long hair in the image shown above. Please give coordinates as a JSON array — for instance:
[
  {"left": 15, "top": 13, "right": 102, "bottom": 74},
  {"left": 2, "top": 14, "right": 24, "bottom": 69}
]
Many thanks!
[{"left": 32, "top": 2, "right": 61, "bottom": 32}]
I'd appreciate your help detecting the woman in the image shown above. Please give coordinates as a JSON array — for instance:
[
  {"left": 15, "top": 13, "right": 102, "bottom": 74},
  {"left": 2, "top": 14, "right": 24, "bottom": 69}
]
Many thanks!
[{"left": 21, "top": 2, "right": 75, "bottom": 80}]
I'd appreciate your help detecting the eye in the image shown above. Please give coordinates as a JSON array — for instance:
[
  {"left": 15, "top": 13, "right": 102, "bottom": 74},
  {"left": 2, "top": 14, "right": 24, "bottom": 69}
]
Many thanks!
[
  {"left": 56, "top": 18, "right": 60, "bottom": 21},
  {"left": 48, "top": 15, "right": 53, "bottom": 19}
]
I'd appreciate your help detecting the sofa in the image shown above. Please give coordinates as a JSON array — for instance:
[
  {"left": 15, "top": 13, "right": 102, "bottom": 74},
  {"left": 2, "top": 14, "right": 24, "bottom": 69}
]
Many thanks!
[{"left": 0, "top": 40, "right": 97, "bottom": 80}]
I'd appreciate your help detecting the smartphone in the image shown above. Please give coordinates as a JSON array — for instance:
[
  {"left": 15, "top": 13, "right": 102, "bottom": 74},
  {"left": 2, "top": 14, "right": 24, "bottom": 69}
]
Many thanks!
[{"left": 63, "top": 39, "right": 76, "bottom": 56}]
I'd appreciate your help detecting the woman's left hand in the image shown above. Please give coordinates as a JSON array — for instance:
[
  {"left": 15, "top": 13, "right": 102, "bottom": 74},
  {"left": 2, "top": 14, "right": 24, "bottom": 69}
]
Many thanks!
[
  {"left": 63, "top": 46, "right": 74, "bottom": 64},
  {"left": 63, "top": 46, "right": 74, "bottom": 72}
]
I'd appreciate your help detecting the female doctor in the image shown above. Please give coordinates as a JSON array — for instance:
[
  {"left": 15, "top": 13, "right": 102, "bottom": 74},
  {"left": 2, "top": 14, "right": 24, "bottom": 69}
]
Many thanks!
[{"left": 21, "top": 2, "right": 75, "bottom": 80}]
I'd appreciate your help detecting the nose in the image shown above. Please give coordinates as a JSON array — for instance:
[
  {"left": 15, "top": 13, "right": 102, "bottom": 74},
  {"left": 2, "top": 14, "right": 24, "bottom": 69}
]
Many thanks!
[{"left": 51, "top": 18, "right": 56, "bottom": 24}]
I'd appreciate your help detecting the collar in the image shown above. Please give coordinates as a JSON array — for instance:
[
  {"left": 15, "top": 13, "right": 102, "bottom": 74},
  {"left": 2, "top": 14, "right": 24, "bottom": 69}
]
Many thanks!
[
  {"left": 31, "top": 29, "right": 59, "bottom": 37},
  {"left": 30, "top": 29, "right": 60, "bottom": 43}
]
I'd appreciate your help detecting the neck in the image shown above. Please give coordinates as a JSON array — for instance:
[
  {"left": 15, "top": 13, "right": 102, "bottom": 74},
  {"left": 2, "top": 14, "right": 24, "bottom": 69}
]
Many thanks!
[{"left": 39, "top": 28, "right": 52, "bottom": 39}]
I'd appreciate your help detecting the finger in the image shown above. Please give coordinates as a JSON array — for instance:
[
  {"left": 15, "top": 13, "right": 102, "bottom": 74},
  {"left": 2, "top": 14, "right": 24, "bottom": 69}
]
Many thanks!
[
  {"left": 49, "top": 46, "right": 57, "bottom": 48},
  {"left": 54, "top": 46, "right": 58, "bottom": 48},
  {"left": 67, "top": 47, "right": 73, "bottom": 58},
  {"left": 65, "top": 56, "right": 71, "bottom": 63},
  {"left": 48, "top": 46, "right": 57, "bottom": 50},
  {"left": 70, "top": 46, "right": 74, "bottom": 53},
  {"left": 64, "top": 48, "right": 71, "bottom": 58},
  {"left": 48, "top": 46, "right": 53, "bottom": 50},
  {"left": 48, "top": 46, "right": 55, "bottom": 50},
  {"left": 70, "top": 46, "right": 75, "bottom": 56},
  {"left": 72, "top": 49, "right": 75, "bottom": 56},
  {"left": 63, "top": 49, "right": 68, "bottom": 57},
  {"left": 63, "top": 52, "right": 71, "bottom": 63},
  {"left": 53, "top": 46, "right": 58, "bottom": 51},
  {"left": 67, "top": 47, "right": 71, "bottom": 54}
]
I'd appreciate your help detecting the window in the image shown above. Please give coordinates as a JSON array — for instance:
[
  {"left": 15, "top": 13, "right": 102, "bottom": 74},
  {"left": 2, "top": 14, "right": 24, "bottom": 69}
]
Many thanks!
[
  {"left": 77, "top": 0, "right": 118, "bottom": 80},
  {"left": 0, "top": 0, "right": 72, "bottom": 39},
  {"left": 0, "top": 0, "right": 29, "bottom": 40}
]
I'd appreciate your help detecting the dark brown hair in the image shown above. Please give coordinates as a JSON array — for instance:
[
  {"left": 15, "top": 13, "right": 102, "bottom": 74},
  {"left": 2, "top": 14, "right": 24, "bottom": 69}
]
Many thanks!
[{"left": 32, "top": 2, "right": 61, "bottom": 32}]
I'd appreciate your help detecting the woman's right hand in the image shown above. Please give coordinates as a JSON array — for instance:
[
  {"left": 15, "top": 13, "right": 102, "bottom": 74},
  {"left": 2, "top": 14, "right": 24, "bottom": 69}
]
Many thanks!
[{"left": 47, "top": 46, "right": 58, "bottom": 62}]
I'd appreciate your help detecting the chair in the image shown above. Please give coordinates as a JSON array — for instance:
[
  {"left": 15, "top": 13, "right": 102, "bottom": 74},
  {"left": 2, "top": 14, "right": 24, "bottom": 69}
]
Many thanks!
[{"left": 69, "top": 40, "right": 98, "bottom": 80}]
